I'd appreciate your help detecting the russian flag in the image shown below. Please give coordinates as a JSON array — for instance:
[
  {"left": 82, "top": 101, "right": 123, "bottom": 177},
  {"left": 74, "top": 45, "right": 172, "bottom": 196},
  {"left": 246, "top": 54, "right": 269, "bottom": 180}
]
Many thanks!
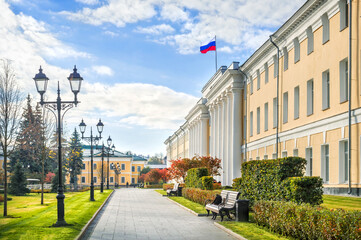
[{"left": 200, "top": 40, "right": 216, "bottom": 54}]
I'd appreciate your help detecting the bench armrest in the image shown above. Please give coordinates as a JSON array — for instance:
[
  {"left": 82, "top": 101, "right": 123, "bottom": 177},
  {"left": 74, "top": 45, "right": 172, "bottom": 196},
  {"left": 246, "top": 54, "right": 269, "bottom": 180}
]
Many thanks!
[{"left": 204, "top": 199, "right": 213, "bottom": 206}]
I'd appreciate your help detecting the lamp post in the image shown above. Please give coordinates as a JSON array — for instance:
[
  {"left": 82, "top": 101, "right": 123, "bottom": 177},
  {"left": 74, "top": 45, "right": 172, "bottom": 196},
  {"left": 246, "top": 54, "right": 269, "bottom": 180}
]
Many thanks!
[
  {"left": 94, "top": 142, "right": 108, "bottom": 193},
  {"left": 79, "top": 119, "right": 104, "bottom": 201},
  {"left": 33, "top": 66, "right": 83, "bottom": 227},
  {"left": 110, "top": 162, "right": 121, "bottom": 188},
  {"left": 105, "top": 136, "right": 115, "bottom": 189}
]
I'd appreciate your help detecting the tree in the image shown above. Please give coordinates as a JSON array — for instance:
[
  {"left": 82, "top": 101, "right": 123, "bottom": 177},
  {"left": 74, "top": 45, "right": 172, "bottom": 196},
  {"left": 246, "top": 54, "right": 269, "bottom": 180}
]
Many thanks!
[
  {"left": 159, "top": 168, "right": 170, "bottom": 183},
  {"left": 44, "top": 172, "right": 55, "bottom": 183},
  {"left": 0, "top": 59, "right": 23, "bottom": 216},
  {"left": 51, "top": 168, "right": 66, "bottom": 193},
  {"left": 140, "top": 166, "right": 151, "bottom": 175},
  {"left": 66, "top": 129, "right": 83, "bottom": 191},
  {"left": 9, "top": 162, "right": 30, "bottom": 196}
]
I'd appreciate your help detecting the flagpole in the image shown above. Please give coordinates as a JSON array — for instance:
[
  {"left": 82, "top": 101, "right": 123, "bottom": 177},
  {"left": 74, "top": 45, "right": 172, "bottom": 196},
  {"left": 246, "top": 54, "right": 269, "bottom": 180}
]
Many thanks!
[{"left": 215, "top": 35, "right": 217, "bottom": 72}]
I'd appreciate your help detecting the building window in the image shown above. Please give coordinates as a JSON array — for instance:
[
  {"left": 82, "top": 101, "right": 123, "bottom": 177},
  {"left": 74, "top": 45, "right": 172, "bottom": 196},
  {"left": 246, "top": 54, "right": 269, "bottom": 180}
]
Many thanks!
[
  {"left": 257, "top": 107, "right": 260, "bottom": 134},
  {"left": 257, "top": 70, "right": 260, "bottom": 90},
  {"left": 272, "top": 153, "right": 277, "bottom": 159},
  {"left": 250, "top": 111, "right": 253, "bottom": 137},
  {"left": 264, "top": 102, "right": 268, "bottom": 131},
  {"left": 243, "top": 115, "right": 247, "bottom": 139},
  {"left": 306, "top": 26, "right": 314, "bottom": 55},
  {"left": 283, "top": 47, "right": 288, "bottom": 71},
  {"left": 110, "top": 177, "right": 114, "bottom": 183},
  {"left": 340, "top": 58, "right": 348, "bottom": 103},
  {"left": 293, "top": 149, "right": 298, "bottom": 157},
  {"left": 121, "top": 163, "right": 125, "bottom": 170},
  {"left": 339, "top": 0, "right": 348, "bottom": 31},
  {"left": 93, "top": 163, "right": 97, "bottom": 170},
  {"left": 132, "top": 166, "right": 135, "bottom": 172},
  {"left": 256, "top": 156, "right": 260, "bottom": 160},
  {"left": 264, "top": 155, "right": 268, "bottom": 160},
  {"left": 294, "top": 86, "right": 299, "bottom": 119},
  {"left": 339, "top": 140, "right": 349, "bottom": 183},
  {"left": 282, "top": 151, "right": 287, "bottom": 158},
  {"left": 283, "top": 92, "right": 288, "bottom": 123},
  {"left": 273, "top": 97, "right": 277, "bottom": 128},
  {"left": 264, "top": 63, "right": 269, "bottom": 84},
  {"left": 121, "top": 177, "right": 125, "bottom": 183},
  {"left": 82, "top": 163, "right": 85, "bottom": 170},
  {"left": 132, "top": 178, "right": 135, "bottom": 184},
  {"left": 137, "top": 166, "right": 141, "bottom": 172},
  {"left": 321, "top": 13, "right": 330, "bottom": 43},
  {"left": 81, "top": 176, "right": 85, "bottom": 183},
  {"left": 307, "top": 79, "right": 314, "bottom": 116},
  {"left": 294, "top": 38, "right": 300, "bottom": 63},
  {"left": 250, "top": 78, "right": 254, "bottom": 94},
  {"left": 94, "top": 177, "right": 97, "bottom": 183},
  {"left": 322, "top": 70, "right": 330, "bottom": 110},
  {"left": 306, "top": 148, "right": 313, "bottom": 176},
  {"left": 273, "top": 55, "right": 278, "bottom": 78},
  {"left": 321, "top": 145, "right": 330, "bottom": 183}
]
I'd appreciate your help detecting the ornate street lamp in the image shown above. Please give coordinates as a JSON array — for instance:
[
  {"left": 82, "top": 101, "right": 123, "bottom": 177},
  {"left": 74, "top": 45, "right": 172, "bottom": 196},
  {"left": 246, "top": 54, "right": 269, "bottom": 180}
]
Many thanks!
[
  {"left": 33, "top": 66, "right": 83, "bottom": 227},
  {"left": 104, "top": 136, "right": 115, "bottom": 189},
  {"left": 79, "top": 119, "right": 103, "bottom": 201}
]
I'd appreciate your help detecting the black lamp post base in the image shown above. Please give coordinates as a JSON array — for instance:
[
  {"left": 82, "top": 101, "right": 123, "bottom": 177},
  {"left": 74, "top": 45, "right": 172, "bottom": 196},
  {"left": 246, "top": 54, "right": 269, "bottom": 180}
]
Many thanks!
[
  {"left": 90, "top": 185, "right": 95, "bottom": 201},
  {"left": 52, "top": 220, "right": 69, "bottom": 227}
]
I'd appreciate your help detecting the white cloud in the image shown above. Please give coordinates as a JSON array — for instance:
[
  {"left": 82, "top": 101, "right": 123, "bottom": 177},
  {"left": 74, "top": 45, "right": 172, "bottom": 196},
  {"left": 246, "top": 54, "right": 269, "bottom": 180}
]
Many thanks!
[
  {"left": 219, "top": 46, "right": 232, "bottom": 53},
  {"left": 75, "top": 0, "right": 99, "bottom": 5},
  {"left": 91, "top": 65, "right": 114, "bottom": 76},
  {"left": 103, "top": 30, "right": 119, "bottom": 37},
  {"left": 135, "top": 24, "right": 174, "bottom": 35},
  {"left": 60, "top": 0, "right": 306, "bottom": 54}
]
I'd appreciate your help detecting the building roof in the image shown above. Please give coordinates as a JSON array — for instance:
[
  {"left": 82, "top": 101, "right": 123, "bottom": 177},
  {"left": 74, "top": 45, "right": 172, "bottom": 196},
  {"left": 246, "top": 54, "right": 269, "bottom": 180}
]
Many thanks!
[{"left": 82, "top": 145, "right": 147, "bottom": 161}]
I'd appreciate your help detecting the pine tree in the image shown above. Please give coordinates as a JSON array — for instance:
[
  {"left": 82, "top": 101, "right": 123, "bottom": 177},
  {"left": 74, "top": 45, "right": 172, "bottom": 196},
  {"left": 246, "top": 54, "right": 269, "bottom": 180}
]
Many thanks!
[
  {"left": 9, "top": 162, "right": 30, "bottom": 196},
  {"left": 66, "top": 129, "right": 83, "bottom": 191},
  {"left": 51, "top": 168, "right": 66, "bottom": 193}
]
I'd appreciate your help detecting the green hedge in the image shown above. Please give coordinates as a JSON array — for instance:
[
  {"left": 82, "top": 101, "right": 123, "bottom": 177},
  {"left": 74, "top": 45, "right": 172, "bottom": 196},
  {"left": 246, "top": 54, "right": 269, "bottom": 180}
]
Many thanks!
[
  {"left": 282, "top": 176, "right": 323, "bottom": 205},
  {"left": 253, "top": 200, "right": 361, "bottom": 240},
  {"left": 185, "top": 168, "right": 208, "bottom": 188},
  {"left": 237, "top": 157, "right": 310, "bottom": 205},
  {"left": 182, "top": 187, "right": 221, "bottom": 205},
  {"left": 201, "top": 176, "right": 213, "bottom": 190}
]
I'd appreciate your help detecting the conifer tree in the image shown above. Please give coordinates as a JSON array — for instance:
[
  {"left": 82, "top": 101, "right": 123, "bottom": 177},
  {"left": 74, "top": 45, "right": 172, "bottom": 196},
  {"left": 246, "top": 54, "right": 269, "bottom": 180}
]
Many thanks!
[
  {"left": 9, "top": 162, "right": 30, "bottom": 196},
  {"left": 66, "top": 129, "right": 83, "bottom": 191}
]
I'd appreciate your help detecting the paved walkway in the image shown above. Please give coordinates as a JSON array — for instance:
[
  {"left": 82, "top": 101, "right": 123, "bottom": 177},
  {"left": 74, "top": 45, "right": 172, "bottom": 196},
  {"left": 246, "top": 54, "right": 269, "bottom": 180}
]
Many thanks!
[{"left": 85, "top": 188, "right": 236, "bottom": 240}]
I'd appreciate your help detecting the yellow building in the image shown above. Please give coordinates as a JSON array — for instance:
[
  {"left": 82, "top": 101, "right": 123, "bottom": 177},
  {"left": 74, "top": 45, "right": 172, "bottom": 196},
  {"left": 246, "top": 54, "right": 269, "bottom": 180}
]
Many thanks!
[
  {"left": 67, "top": 146, "right": 147, "bottom": 188},
  {"left": 165, "top": 0, "right": 361, "bottom": 196}
]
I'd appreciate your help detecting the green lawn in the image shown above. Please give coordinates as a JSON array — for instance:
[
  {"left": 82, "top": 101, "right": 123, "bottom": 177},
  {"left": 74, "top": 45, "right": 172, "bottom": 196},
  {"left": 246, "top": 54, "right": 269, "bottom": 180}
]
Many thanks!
[
  {"left": 0, "top": 190, "right": 112, "bottom": 240},
  {"left": 322, "top": 194, "right": 361, "bottom": 210}
]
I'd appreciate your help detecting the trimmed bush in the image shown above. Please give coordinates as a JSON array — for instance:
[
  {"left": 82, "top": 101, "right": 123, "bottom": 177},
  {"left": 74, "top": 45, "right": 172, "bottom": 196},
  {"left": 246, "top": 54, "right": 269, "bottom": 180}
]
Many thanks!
[
  {"left": 282, "top": 176, "right": 323, "bottom": 205},
  {"left": 232, "top": 177, "right": 242, "bottom": 190},
  {"left": 238, "top": 157, "right": 308, "bottom": 205},
  {"left": 253, "top": 200, "right": 361, "bottom": 240},
  {"left": 30, "top": 189, "right": 51, "bottom": 193},
  {"left": 201, "top": 176, "right": 213, "bottom": 190},
  {"left": 0, "top": 195, "right": 3, "bottom": 202},
  {"left": 163, "top": 183, "right": 174, "bottom": 191},
  {"left": 185, "top": 168, "right": 208, "bottom": 188},
  {"left": 182, "top": 187, "right": 221, "bottom": 205},
  {"left": 144, "top": 184, "right": 163, "bottom": 189}
]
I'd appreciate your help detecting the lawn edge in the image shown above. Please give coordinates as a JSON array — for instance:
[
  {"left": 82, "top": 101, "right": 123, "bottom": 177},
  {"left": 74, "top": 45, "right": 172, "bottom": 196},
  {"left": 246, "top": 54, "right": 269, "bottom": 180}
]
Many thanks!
[
  {"left": 165, "top": 197, "right": 208, "bottom": 216},
  {"left": 75, "top": 190, "right": 114, "bottom": 240},
  {"left": 214, "top": 222, "right": 248, "bottom": 240}
]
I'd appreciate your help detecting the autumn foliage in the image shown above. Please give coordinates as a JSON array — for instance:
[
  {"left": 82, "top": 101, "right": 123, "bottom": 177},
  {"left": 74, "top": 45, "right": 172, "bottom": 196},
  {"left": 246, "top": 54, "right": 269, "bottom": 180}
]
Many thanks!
[
  {"left": 44, "top": 172, "right": 55, "bottom": 183},
  {"left": 168, "top": 156, "right": 222, "bottom": 182},
  {"left": 139, "top": 168, "right": 170, "bottom": 184}
]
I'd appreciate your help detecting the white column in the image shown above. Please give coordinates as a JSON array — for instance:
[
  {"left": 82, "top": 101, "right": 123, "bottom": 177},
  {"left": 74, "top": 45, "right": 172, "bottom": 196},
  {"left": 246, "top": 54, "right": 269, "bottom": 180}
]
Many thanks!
[
  {"left": 196, "top": 121, "right": 199, "bottom": 155},
  {"left": 190, "top": 124, "right": 193, "bottom": 157},
  {"left": 201, "top": 117, "right": 208, "bottom": 156},
  {"left": 217, "top": 103, "right": 222, "bottom": 158},
  {"left": 222, "top": 97, "right": 228, "bottom": 185},
  {"left": 219, "top": 99, "right": 224, "bottom": 166},
  {"left": 232, "top": 88, "right": 242, "bottom": 180},
  {"left": 227, "top": 93, "right": 233, "bottom": 185},
  {"left": 214, "top": 105, "right": 219, "bottom": 158},
  {"left": 209, "top": 108, "right": 213, "bottom": 157},
  {"left": 211, "top": 106, "right": 216, "bottom": 157}
]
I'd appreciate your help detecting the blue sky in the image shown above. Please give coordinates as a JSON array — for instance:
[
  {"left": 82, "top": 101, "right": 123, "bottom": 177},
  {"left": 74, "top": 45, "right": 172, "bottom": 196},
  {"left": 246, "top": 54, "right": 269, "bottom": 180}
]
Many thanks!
[{"left": 0, "top": 0, "right": 305, "bottom": 156}]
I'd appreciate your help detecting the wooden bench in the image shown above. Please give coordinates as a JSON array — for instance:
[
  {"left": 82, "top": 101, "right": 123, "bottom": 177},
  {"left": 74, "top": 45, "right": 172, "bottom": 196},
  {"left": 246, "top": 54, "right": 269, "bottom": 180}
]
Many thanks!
[
  {"left": 166, "top": 183, "right": 179, "bottom": 196},
  {"left": 205, "top": 190, "right": 240, "bottom": 221}
]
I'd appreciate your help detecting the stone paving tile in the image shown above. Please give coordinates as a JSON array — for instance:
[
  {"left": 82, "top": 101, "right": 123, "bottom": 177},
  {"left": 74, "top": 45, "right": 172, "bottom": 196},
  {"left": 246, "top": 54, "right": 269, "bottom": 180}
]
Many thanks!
[{"left": 85, "top": 188, "right": 236, "bottom": 240}]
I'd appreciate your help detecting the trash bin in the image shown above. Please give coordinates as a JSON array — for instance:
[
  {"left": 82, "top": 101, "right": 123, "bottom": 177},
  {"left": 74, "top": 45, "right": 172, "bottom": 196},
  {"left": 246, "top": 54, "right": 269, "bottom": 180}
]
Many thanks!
[
  {"left": 236, "top": 199, "right": 249, "bottom": 222},
  {"left": 177, "top": 187, "right": 183, "bottom": 196}
]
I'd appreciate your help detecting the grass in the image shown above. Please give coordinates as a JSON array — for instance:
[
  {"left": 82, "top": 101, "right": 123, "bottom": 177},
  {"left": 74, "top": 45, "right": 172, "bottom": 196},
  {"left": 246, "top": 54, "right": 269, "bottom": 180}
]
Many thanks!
[
  {"left": 0, "top": 189, "right": 112, "bottom": 240},
  {"left": 154, "top": 189, "right": 208, "bottom": 214},
  {"left": 322, "top": 194, "right": 361, "bottom": 210}
]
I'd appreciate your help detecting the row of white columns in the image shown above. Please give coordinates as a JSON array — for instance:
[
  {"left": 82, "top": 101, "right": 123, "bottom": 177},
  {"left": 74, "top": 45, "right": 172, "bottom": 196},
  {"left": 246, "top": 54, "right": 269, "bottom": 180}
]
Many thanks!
[
  {"left": 209, "top": 88, "right": 242, "bottom": 186},
  {"left": 189, "top": 117, "right": 208, "bottom": 157}
]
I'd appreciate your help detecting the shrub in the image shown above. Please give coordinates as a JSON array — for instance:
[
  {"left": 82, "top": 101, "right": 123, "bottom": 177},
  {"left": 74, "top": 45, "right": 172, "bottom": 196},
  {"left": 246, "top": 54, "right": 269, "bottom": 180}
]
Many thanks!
[
  {"left": 144, "top": 184, "right": 163, "bottom": 189},
  {"left": 239, "top": 157, "right": 308, "bottom": 205},
  {"left": 0, "top": 195, "right": 3, "bottom": 202},
  {"left": 9, "top": 163, "right": 30, "bottom": 196},
  {"left": 185, "top": 168, "right": 208, "bottom": 188},
  {"left": 281, "top": 176, "right": 323, "bottom": 205},
  {"left": 163, "top": 183, "right": 174, "bottom": 190},
  {"left": 182, "top": 187, "right": 221, "bottom": 205},
  {"left": 213, "top": 182, "right": 222, "bottom": 189},
  {"left": 253, "top": 200, "right": 361, "bottom": 240},
  {"left": 201, "top": 176, "right": 213, "bottom": 190},
  {"left": 30, "top": 189, "right": 51, "bottom": 193},
  {"left": 232, "top": 177, "right": 242, "bottom": 191}
]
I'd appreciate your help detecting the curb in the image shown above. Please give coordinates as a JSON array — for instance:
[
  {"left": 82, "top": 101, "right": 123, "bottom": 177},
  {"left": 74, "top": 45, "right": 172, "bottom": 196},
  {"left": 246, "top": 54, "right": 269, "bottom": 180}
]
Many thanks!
[
  {"left": 75, "top": 190, "right": 115, "bottom": 240},
  {"left": 214, "top": 222, "right": 248, "bottom": 240},
  {"left": 165, "top": 197, "right": 208, "bottom": 217}
]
